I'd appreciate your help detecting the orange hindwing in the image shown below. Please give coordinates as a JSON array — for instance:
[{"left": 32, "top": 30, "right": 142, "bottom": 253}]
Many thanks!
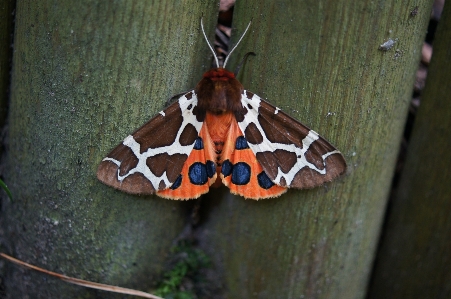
[{"left": 217, "top": 116, "right": 287, "bottom": 199}]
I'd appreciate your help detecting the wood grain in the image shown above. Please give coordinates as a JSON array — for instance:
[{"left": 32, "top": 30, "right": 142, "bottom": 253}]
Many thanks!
[
  {"left": 196, "top": 0, "right": 433, "bottom": 298},
  {"left": 369, "top": 2, "right": 451, "bottom": 298},
  {"left": 2, "top": 1, "right": 217, "bottom": 297}
]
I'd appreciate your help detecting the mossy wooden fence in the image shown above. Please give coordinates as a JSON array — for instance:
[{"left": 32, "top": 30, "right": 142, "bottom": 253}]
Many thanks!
[{"left": 1, "top": 0, "right": 449, "bottom": 298}]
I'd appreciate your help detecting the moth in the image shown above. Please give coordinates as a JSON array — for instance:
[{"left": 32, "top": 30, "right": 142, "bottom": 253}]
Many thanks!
[{"left": 97, "top": 20, "right": 346, "bottom": 200}]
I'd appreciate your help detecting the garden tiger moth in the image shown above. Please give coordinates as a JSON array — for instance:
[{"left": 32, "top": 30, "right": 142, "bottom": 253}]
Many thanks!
[{"left": 97, "top": 19, "right": 347, "bottom": 200}]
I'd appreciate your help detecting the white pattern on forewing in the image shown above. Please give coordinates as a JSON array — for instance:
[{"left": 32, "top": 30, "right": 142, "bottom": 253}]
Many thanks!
[
  {"left": 102, "top": 91, "right": 203, "bottom": 189},
  {"left": 238, "top": 91, "right": 340, "bottom": 186}
]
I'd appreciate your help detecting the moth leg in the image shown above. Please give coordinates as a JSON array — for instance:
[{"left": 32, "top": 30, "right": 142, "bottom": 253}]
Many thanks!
[{"left": 164, "top": 90, "right": 193, "bottom": 106}]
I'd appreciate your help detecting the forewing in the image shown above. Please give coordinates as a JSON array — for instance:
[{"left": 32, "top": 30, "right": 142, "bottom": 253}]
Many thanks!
[
  {"left": 97, "top": 91, "right": 204, "bottom": 194},
  {"left": 236, "top": 91, "right": 346, "bottom": 189}
]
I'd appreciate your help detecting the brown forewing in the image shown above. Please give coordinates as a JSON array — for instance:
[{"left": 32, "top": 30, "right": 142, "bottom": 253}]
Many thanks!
[
  {"left": 255, "top": 100, "right": 346, "bottom": 188},
  {"left": 97, "top": 100, "right": 196, "bottom": 195}
]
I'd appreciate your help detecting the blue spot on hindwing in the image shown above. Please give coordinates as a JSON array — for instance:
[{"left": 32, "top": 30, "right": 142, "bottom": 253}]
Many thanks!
[
  {"left": 206, "top": 160, "right": 215, "bottom": 178},
  {"left": 257, "top": 171, "right": 275, "bottom": 189},
  {"left": 221, "top": 160, "right": 233, "bottom": 177},
  {"left": 170, "top": 174, "right": 182, "bottom": 190},
  {"left": 231, "top": 162, "right": 251, "bottom": 185},
  {"left": 193, "top": 137, "right": 204, "bottom": 150},
  {"left": 235, "top": 136, "right": 249, "bottom": 150},
  {"left": 189, "top": 162, "right": 208, "bottom": 185}
]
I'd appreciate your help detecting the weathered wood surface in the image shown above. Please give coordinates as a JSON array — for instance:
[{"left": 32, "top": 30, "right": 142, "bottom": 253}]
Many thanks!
[
  {"left": 1, "top": 0, "right": 439, "bottom": 298},
  {"left": 2, "top": 1, "right": 217, "bottom": 297},
  {"left": 0, "top": 0, "right": 15, "bottom": 127},
  {"left": 196, "top": 0, "right": 433, "bottom": 298},
  {"left": 368, "top": 2, "right": 451, "bottom": 298}
]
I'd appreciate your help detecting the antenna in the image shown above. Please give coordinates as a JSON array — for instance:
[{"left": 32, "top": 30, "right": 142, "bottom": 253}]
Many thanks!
[
  {"left": 223, "top": 21, "right": 252, "bottom": 68},
  {"left": 201, "top": 17, "right": 219, "bottom": 68}
]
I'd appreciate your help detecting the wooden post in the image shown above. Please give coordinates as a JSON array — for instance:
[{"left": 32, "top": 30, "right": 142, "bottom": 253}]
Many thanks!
[
  {"left": 2, "top": 1, "right": 217, "bottom": 297},
  {"left": 369, "top": 2, "right": 451, "bottom": 298},
  {"left": 196, "top": 0, "right": 433, "bottom": 298},
  {"left": 0, "top": 0, "right": 15, "bottom": 127}
]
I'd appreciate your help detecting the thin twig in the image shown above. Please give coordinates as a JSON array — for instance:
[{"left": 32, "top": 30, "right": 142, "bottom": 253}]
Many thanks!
[{"left": 0, "top": 252, "right": 163, "bottom": 299}]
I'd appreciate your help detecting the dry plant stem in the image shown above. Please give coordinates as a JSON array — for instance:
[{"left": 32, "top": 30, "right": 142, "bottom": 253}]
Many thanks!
[{"left": 0, "top": 253, "right": 163, "bottom": 299}]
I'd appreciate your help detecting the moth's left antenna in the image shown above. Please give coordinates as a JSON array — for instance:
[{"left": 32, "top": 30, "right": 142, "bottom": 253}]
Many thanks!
[{"left": 201, "top": 17, "right": 219, "bottom": 68}]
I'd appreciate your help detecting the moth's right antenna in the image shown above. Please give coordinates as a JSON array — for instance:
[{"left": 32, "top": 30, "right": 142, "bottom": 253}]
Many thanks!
[{"left": 223, "top": 21, "right": 252, "bottom": 68}]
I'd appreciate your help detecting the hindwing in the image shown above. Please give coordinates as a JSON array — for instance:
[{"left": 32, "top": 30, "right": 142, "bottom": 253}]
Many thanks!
[
  {"left": 218, "top": 117, "right": 287, "bottom": 199},
  {"left": 156, "top": 125, "right": 217, "bottom": 200}
]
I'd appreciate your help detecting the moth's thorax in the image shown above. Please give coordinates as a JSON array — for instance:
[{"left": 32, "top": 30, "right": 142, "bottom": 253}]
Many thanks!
[{"left": 195, "top": 68, "right": 244, "bottom": 114}]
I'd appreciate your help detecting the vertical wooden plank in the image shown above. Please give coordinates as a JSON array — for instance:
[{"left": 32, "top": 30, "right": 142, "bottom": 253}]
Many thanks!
[
  {"left": 0, "top": 0, "right": 15, "bottom": 127},
  {"left": 197, "top": 0, "right": 433, "bottom": 298},
  {"left": 2, "top": 1, "right": 218, "bottom": 297},
  {"left": 368, "top": 2, "right": 451, "bottom": 298}
]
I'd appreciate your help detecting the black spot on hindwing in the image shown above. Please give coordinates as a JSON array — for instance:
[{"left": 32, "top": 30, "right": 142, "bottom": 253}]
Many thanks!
[
  {"left": 257, "top": 171, "right": 275, "bottom": 189},
  {"left": 231, "top": 162, "right": 251, "bottom": 185},
  {"left": 206, "top": 160, "right": 216, "bottom": 178},
  {"left": 189, "top": 162, "right": 208, "bottom": 185},
  {"left": 221, "top": 160, "right": 233, "bottom": 177},
  {"left": 235, "top": 136, "right": 249, "bottom": 150},
  {"left": 193, "top": 137, "right": 204, "bottom": 150},
  {"left": 170, "top": 174, "right": 182, "bottom": 190}
]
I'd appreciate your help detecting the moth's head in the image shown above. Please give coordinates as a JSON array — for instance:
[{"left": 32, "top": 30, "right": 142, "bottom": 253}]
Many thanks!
[{"left": 202, "top": 68, "right": 235, "bottom": 81}]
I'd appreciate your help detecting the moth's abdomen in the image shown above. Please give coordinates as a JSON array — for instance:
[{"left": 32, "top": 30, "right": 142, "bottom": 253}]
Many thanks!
[{"left": 204, "top": 112, "right": 234, "bottom": 164}]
